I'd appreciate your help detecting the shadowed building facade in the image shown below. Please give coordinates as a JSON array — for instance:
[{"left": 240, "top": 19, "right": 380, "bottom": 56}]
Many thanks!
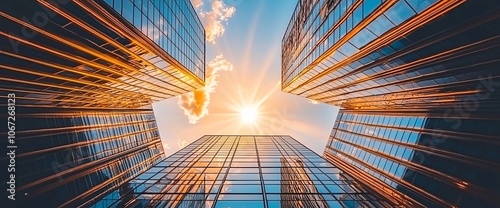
[
  {"left": 0, "top": 0, "right": 204, "bottom": 207},
  {"left": 1, "top": 107, "right": 164, "bottom": 207},
  {"left": 281, "top": 0, "right": 500, "bottom": 207},
  {"left": 324, "top": 112, "right": 500, "bottom": 207},
  {"left": 85, "top": 135, "right": 394, "bottom": 207}
]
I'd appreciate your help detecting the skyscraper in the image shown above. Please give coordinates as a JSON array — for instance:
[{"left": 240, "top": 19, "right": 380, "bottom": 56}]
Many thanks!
[
  {"left": 280, "top": 158, "right": 329, "bottom": 208},
  {"left": 3, "top": 107, "right": 164, "bottom": 207},
  {"left": 0, "top": 0, "right": 205, "bottom": 206},
  {"left": 84, "top": 135, "right": 395, "bottom": 207},
  {"left": 281, "top": 0, "right": 499, "bottom": 113},
  {"left": 281, "top": 0, "right": 500, "bottom": 207},
  {"left": 324, "top": 111, "right": 500, "bottom": 207},
  {"left": 0, "top": 0, "right": 205, "bottom": 108}
]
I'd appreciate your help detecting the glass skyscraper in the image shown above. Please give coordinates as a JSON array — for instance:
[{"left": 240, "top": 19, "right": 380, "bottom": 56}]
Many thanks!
[
  {"left": 281, "top": 0, "right": 500, "bottom": 113},
  {"left": 1, "top": 107, "right": 164, "bottom": 207},
  {"left": 0, "top": 0, "right": 204, "bottom": 207},
  {"left": 86, "top": 135, "right": 395, "bottom": 207},
  {"left": 324, "top": 111, "right": 500, "bottom": 207},
  {"left": 0, "top": 0, "right": 205, "bottom": 108},
  {"left": 282, "top": 0, "right": 500, "bottom": 207}
]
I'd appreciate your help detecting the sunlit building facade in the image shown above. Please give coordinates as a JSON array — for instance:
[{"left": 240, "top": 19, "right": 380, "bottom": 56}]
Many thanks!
[
  {"left": 281, "top": 0, "right": 500, "bottom": 113},
  {"left": 282, "top": 0, "right": 500, "bottom": 207},
  {"left": 0, "top": 0, "right": 204, "bottom": 207},
  {"left": 89, "top": 166, "right": 206, "bottom": 207},
  {"left": 280, "top": 158, "right": 329, "bottom": 207},
  {"left": 0, "top": 0, "right": 205, "bottom": 108},
  {"left": 85, "top": 135, "right": 394, "bottom": 207}
]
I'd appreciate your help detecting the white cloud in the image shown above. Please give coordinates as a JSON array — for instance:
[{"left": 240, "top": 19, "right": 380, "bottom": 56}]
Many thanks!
[
  {"left": 178, "top": 139, "right": 189, "bottom": 148},
  {"left": 178, "top": 54, "right": 233, "bottom": 123},
  {"left": 191, "top": 0, "right": 204, "bottom": 8},
  {"left": 308, "top": 99, "right": 319, "bottom": 104},
  {"left": 192, "top": 0, "right": 236, "bottom": 44},
  {"left": 163, "top": 142, "right": 171, "bottom": 149}
]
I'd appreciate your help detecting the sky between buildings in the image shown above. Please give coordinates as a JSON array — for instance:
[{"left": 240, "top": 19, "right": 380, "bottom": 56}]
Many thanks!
[{"left": 153, "top": 0, "right": 340, "bottom": 156}]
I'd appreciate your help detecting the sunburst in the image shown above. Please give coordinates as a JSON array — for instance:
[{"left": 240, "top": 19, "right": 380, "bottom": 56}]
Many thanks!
[{"left": 240, "top": 106, "right": 258, "bottom": 123}]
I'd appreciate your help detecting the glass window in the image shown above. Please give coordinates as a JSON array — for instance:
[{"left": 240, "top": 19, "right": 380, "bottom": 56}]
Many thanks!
[
  {"left": 338, "top": 42, "right": 358, "bottom": 57},
  {"left": 141, "top": 14, "right": 148, "bottom": 34},
  {"left": 147, "top": 0, "right": 154, "bottom": 18},
  {"left": 226, "top": 173, "right": 260, "bottom": 180},
  {"left": 333, "top": 48, "right": 347, "bottom": 61},
  {"left": 366, "top": 153, "right": 375, "bottom": 165},
  {"left": 265, "top": 185, "right": 280, "bottom": 193},
  {"left": 385, "top": 0, "right": 416, "bottom": 25},
  {"left": 395, "top": 146, "right": 405, "bottom": 159},
  {"left": 408, "top": 132, "right": 419, "bottom": 144},
  {"left": 395, "top": 164, "right": 406, "bottom": 178},
  {"left": 122, "top": 0, "right": 134, "bottom": 23},
  {"left": 414, "top": 117, "right": 425, "bottom": 128},
  {"left": 378, "top": 157, "right": 388, "bottom": 169},
  {"left": 399, "top": 117, "right": 410, "bottom": 128},
  {"left": 406, "top": 0, "right": 437, "bottom": 13},
  {"left": 221, "top": 184, "right": 262, "bottom": 193},
  {"left": 402, "top": 148, "right": 413, "bottom": 160},
  {"left": 352, "top": 5, "right": 363, "bottom": 27},
  {"left": 390, "top": 145, "right": 398, "bottom": 156},
  {"left": 363, "top": 0, "right": 381, "bottom": 16},
  {"left": 334, "top": 6, "right": 341, "bottom": 21},
  {"left": 113, "top": 0, "right": 122, "bottom": 12},
  {"left": 373, "top": 140, "right": 382, "bottom": 150},
  {"left": 367, "top": 15, "right": 395, "bottom": 36},
  {"left": 346, "top": 14, "right": 353, "bottom": 32},
  {"left": 383, "top": 143, "right": 393, "bottom": 154},
  {"left": 339, "top": 21, "right": 347, "bottom": 38},
  {"left": 215, "top": 200, "right": 264, "bottom": 207},
  {"left": 104, "top": 0, "right": 113, "bottom": 6},
  {"left": 267, "top": 201, "right": 281, "bottom": 208},
  {"left": 389, "top": 130, "right": 397, "bottom": 140}
]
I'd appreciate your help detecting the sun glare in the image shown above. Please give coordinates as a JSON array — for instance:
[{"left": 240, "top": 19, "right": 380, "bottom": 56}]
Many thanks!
[{"left": 240, "top": 106, "right": 258, "bottom": 123}]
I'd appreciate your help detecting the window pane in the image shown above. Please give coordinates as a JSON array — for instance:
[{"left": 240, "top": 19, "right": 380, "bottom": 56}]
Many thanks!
[{"left": 385, "top": 1, "right": 416, "bottom": 25}]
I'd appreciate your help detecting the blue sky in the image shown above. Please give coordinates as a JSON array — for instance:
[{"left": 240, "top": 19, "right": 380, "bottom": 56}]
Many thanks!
[{"left": 153, "top": 0, "right": 339, "bottom": 156}]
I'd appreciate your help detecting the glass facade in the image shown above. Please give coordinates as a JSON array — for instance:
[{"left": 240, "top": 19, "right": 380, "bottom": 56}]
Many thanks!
[
  {"left": 1, "top": 0, "right": 204, "bottom": 207},
  {"left": 281, "top": 0, "right": 500, "bottom": 114},
  {"left": 324, "top": 111, "right": 500, "bottom": 207},
  {"left": 0, "top": 0, "right": 205, "bottom": 108},
  {"left": 87, "top": 135, "right": 394, "bottom": 207},
  {"left": 89, "top": 166, "right": 206, "bottom": 207},
  {"left": 283, "top": 0, "right": 500, "bottom": 206},
  {"left": 280, "top": 158, "right": 329, "bottom": 207},
  {"left": 0, "top": 107, "right": 164, "bottom": 207},
  {"left": 103, "top": 0, "right": 205, "bottom": 80}
]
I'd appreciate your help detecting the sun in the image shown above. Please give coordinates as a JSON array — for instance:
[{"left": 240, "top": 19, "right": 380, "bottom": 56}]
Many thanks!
[{"left": 240, "top": 106, "right": 258, "bottom": 123}]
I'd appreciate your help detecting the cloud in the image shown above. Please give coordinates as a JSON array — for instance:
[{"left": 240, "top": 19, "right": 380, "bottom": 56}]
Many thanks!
[
  {"left": 191, "top": 0, "right": 204, "bottom": 8},
  {"left": 308, "top": 99, "right": 319, "bottom": 104},
  {"left": 178, "top": 139, "right": 189, "bottom": 148},
  {"left": 178, "top": 54, "right": 233, "bottom": 123},
  {"left": 192, "top": 0, "right": 236, "bottom": 44},
  {"left": 163, "top": 142, "right": 171, "bottom": 149}
]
